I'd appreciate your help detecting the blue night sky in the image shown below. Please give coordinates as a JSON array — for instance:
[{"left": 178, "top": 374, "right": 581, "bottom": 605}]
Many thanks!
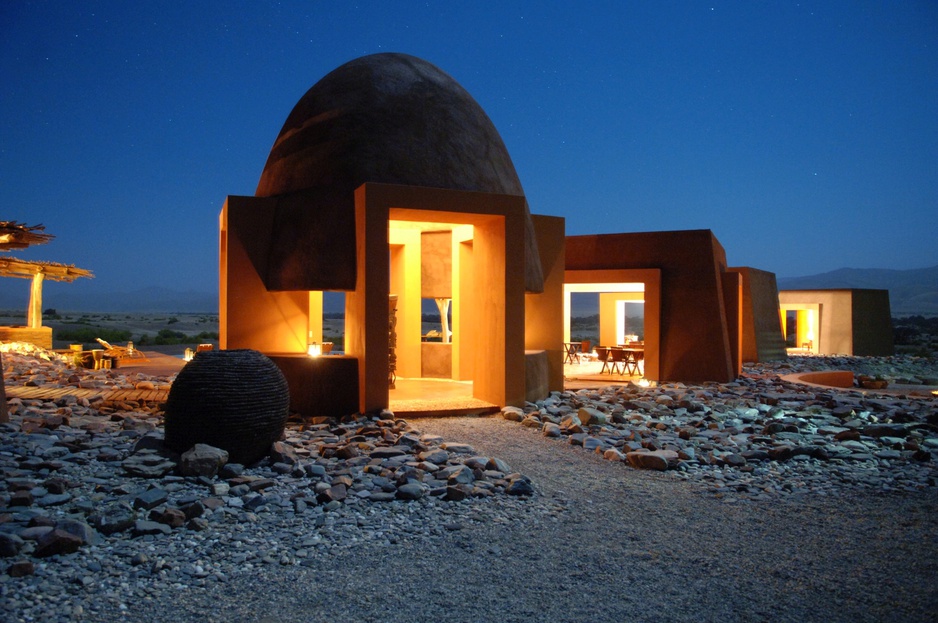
[{"left": 2, "top": 1, "right": 936, "bottom": 299}]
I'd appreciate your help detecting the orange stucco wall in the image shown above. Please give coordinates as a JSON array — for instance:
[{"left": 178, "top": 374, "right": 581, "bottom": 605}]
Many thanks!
[
  {"left": 565, "top": 268, "right": 661, "bottom": 381},
  {"left": 221, "top": 183, "right": 562, "bottom": 414},
  {"left": 219, "top": 196, "right": 309, "bottom": 353},
  {"left": 354, "top": 183, "right": 534, "bottom": 411},
  {"left": 524, "top": 214, "right": 566, "bottom": 397},
  {"left": 0, "top": 352, "right": 7, "bottom": 423}
]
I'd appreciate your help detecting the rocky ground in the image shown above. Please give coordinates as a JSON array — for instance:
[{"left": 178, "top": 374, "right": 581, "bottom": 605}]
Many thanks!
[{"left": 1, "top": 345, "right": 937, "bottom": 622}]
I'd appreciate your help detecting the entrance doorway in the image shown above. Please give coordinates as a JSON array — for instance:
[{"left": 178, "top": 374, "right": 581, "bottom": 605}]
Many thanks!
[
  {"left": 388, "top": 218, "right": 474, "bottom": 387},
  {"left": 562, "top": 278, "right": 657, "bottom": 381},
  {"left": 780, "top": 304, "right": 819, "bottom": 353}
]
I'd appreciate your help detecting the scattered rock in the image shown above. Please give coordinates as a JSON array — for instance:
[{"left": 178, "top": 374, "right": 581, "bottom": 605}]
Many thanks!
[
  {"left": 626, "top": 450, "right": 676, "bottom": 471},
  {"left": 6, "top": 559, "right": 35, "bottom": 577},
  {"left": 122, "top": 449, "right": 176, "bottom": 478},
  {"left": 179, "top": 443, "right": 229, "bottom": 477},
  {"left": 33, "top": 529, "right": 83, "bottom": 558}
]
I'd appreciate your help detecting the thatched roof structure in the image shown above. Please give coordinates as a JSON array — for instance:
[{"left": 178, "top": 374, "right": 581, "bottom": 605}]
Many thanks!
[
  {"left": 0, "top": 221, "right": 54, "bottom": 250},
  {"left": 0, "top": 257, "right": 93, "bottom": 282}
]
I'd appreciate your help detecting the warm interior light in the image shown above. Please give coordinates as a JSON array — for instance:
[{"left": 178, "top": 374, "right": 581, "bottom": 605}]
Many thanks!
[
  {"left": 307, "top": 342, "right": 322, "bottom": 357},
  {"left": 183, "top": 348, "right": 194, "bottom": 362}
]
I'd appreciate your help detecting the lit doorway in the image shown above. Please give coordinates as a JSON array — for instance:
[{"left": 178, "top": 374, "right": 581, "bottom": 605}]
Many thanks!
[
  {"left": 562, "top": 280, "right": 656, "bottom": 380},
  {"left": 780, "top": 304, "right": 819, "bottom": 353}
]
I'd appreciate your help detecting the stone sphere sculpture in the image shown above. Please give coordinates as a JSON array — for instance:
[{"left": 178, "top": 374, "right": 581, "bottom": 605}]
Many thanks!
[{"left": 163, "top": 350, "right": 290, "bottom": 465}]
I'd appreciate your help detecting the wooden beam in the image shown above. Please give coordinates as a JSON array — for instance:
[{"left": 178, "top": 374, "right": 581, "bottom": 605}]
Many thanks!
[{"left": 0, "top": 257, "right": 93, "bottom": 282}]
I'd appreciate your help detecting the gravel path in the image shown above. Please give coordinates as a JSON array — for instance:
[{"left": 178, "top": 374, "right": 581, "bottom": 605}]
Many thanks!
[
  {"left": 72, "top": 415, "right": 937, "bottom": 623},
  {"left": 4, "top": 346, "right": 938, "bottom": 623}
]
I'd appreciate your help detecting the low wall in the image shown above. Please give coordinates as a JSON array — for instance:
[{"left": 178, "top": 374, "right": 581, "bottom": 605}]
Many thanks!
[
  {"left": 0, "top": 326, "right": 52, "bottom": 349},
  {"left": 782, "top": 370, "right": 855, "bottom": 388},
  {"left": 267, "top": 354, "right": 360, "bottom": 419}
]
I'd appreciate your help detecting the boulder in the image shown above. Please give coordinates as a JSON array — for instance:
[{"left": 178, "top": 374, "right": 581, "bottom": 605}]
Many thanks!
[
  {"left": 626, "top": 450, "right": 678, "bottom": 471},
  {"left": 179, "top": 444, "right": 229, "bottom": 478}
]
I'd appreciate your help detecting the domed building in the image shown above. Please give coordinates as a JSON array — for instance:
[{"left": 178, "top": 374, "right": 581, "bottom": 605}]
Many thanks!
[{"left": 220, "top": 54, "right": 565, "bottom": 416}]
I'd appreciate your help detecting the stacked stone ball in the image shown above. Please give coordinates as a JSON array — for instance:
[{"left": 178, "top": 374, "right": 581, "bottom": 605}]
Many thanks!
[{"left": 164, "top": 349, "right": 289, "bottom": 465}]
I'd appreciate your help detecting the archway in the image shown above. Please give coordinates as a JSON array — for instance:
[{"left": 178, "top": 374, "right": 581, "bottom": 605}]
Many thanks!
[{"left": 563, "top": 268, "right": 661, "bottom": 381}]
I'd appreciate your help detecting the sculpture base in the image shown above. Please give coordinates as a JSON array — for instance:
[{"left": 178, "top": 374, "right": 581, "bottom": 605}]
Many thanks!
[{"left": 267, "top": 354, "right": 360, "bottom": 419}]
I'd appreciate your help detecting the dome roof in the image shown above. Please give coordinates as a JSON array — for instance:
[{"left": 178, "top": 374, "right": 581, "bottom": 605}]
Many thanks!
[
  {"left": 248, "top": 53, "right": 543, "bottom": 293},
  {"left": 256, "top": 53, "right": 524, "bottom": 197}
]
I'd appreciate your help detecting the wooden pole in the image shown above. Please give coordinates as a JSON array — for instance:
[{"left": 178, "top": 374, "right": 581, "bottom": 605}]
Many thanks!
[{"left": 28, "top": 271, "right": 44, "bottom": 329}]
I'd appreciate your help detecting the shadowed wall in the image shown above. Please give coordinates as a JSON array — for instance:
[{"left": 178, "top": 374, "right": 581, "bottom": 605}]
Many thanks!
[{"left": 730, "top": 266, "right": 787, "bottom": 362}]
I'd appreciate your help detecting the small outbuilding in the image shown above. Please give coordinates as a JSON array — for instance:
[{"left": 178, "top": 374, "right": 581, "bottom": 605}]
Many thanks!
[
  {"left": 778, "top": 288, "right": 894, "bottom": 356},
  {"left": 0, "top": 222, "right": 93, "bottom": 349},
  {"left": 564, "top": 229, "right": 786, "bottom": 384}
]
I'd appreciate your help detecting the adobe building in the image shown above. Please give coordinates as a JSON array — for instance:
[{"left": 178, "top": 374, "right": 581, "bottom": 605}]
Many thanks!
[
  {"left": 219, "top": 54, "right": 565, "bottom": 417},
  {"left": 564, "top": 229, "right": 786, "bottom": 383},
  {"left": 778, "top": 289, "right": 894, "bottom": 356}
]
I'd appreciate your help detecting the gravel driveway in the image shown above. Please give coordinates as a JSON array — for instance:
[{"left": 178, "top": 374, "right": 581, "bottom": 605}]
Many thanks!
[{"left": 82, "top": 415, "right": 937, "bottom": 623}]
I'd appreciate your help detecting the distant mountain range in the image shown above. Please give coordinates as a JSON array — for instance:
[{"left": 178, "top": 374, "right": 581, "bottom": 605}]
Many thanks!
[
  {"left": 0, "top": 284, "right": 351, "bottom": 314},
  {"left": 777, "top": 265, "right": 938, "bottom": 317},
  {"left": 0, "top": 285, "right": 219, "bottom": 314},
  {"left": 2, "top": 265, "right": 935, "bottom": 316}
]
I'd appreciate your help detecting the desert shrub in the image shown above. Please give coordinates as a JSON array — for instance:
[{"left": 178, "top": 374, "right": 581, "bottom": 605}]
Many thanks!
[
  {"left": 152, "top": 329, "right": 187, "bottom": 344},
  {"left": 55, "top": 326, "right": 132, "bottom": 344},
  {"left": 136, "top": 329, "right": 219, "bottom": 346}
]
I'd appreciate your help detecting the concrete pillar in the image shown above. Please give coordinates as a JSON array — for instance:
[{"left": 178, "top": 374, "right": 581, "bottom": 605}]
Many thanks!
[{"left": 349, "top": 185, "right": 391, "bottom": 413}]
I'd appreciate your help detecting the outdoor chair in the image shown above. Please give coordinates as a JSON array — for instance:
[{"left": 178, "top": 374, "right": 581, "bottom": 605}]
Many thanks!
[
  {"left": 96, "top": 338, "right": 148, "bottom": 361},
  {"left": 608, "top": 347, "right": 629, "bottom": 375},
  {"left": 629, "top": 349, "right": 644, "bottom": 376},
  {"left": 595, "top": 347, "right": 610, "bottom": 373}
]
